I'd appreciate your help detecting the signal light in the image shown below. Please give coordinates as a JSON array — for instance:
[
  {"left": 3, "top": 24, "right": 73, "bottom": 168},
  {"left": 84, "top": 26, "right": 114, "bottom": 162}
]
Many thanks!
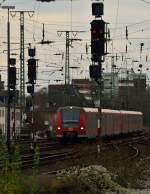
[
  {"left": 92, "top": 2, "right": 104, "bottom": 17},
  {"left": 91, "top": 40, "right": 105, "bottom": 61},
  {"left": 28, "top": 58, "right": 36, "bottom": 84},
  {"left": 27, "top": 85, "right": 34, "bottom": 94},
  {"left": 9, "top": 58, "right": 16, "bottom": 66},
  {"left": 9, "top": 67, "right": 16, "bottom": 89},
  {"left": 91, "top": 20, "right": 105, "bottom": 40},
  {"left": 89, "top": 65, "right": 101, "bottom": 79},
  {"left": 91, "top": 20, "right": 105, "bottom": 61},
  {"left": 28, "top": 48, "right": 36, "bottom": 57}
]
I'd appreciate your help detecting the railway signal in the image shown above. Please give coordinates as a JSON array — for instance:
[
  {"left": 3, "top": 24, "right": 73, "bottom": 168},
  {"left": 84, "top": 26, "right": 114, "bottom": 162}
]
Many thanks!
[
  {"left": 27, "top": 84, "right": 34, "bottom": 95},
  {"left": 90, "top": 1, "right": 109, "bottom": 153},
  {"left": 27, "top": 46, "right": 37, "bottom": 150},
  {"left": 91, "top": 19, "right": 106, "bottom": 62},
  {"left": 9, "top": 58, "right": 16, "bottom": 90},
  {"left": 27, "top": 58, "right": 36, "bottom": 84},
  {"left": 9, "top": 66, "right": 16, "bottom": 89},
  {"left": 92, "top": 2, "right": 104, "bottom": 17},
  {"left": 8, "top": 57, "right": 17, "bottom": 148},
  {"left": 27, "top": 47, "right": 37, "bottom": 94},
  {"left": 89, "top": 65, "right": 101, "bottom": 80},
  {"left": 9, "top": 58, "right": 16, "bottom": 66},
  {"left": 28, "top": 48, "right": 36, "bottom": 57}
]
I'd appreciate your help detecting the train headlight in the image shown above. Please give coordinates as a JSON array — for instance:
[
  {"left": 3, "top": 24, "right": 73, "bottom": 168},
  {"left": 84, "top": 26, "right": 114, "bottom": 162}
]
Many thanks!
[
  {"left": 57, "top": 126, "right": 61, "bottom": 130},
  {"left": 80, "top": 126, "right": 84, "bottom": 130}
]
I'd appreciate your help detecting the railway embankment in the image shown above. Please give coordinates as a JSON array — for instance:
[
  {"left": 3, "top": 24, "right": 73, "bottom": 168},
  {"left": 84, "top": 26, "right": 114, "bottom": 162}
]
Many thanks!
[
  {"left": 1, "top": 128, "right": 150, "bottom": 194},
  {"left": 36, "top": 129, "right": 150, "bottom": 193},
  {"left": 26, "top": 165, "right": 150, "bottom": 194}
]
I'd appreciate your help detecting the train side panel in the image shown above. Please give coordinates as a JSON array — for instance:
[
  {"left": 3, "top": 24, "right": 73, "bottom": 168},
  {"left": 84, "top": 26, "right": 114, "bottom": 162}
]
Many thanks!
[
  {"left": 121, "top": 113, "right": 128, "bottom": 134},
  {"left": 120, "top": 111, "right": 143, "bottom": 134},
  {"left": 113, "top": 113, "right": 121, "bottom": 135},
  {"left": 136, "top": 114, "right": 143, "bottom": 132},
  {"left": 83, "top": 109, "right": 143, "bottom": 138},
  {"left": 101, "top": 112, "right": 113, "bottom": 136},
  {"left": 101, "top": 113, "right": 107, "bottom": 136},
  {"left": 102, "top": 110, "right": 121, "bottom": 136},
  {"left": 83, "top": 108, "right": 99, "bottom": 138}
]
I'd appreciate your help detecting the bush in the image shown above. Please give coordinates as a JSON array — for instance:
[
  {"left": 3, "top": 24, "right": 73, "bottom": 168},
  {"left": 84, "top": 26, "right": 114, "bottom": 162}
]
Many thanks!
[
  {"left": 0, "top": 131, "right": 23, "bottom": 194},
  {"left": 0, "top": 130, "right": 40, "bottom": 194},
  {"left": 46, "top": 165, "right": 129, "bottom": 194}
]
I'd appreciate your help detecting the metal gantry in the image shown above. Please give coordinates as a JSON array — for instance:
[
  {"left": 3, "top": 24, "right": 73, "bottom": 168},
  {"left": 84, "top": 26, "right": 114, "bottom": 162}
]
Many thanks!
[
  {"left": 10, "top": 10, "right": 34, "bottom": 131},
  {"left": 2, "top": 5, "right": 15, "bottom": 152},
  {"left": 57, "top": 30, "right": 84, "bottom": 85},
  {"left": 65, "top": 31, "right": 70, "bottom": 85},
  {"left": 111, "top": 56, "right": 115, "bottom": 104},
  {"left": 20, "top": 11, "right": 25, "bottom": 129}
]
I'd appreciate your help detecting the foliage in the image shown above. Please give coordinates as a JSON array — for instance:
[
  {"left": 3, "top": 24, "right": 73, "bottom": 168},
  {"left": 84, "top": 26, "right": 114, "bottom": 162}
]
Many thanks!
[
  {"left": 29, "top": 145, "right": 40, "bottom": 194},
  {"left": 0, "top": 130, "right": 40, "bottom": 194},
  {"left": 0, "top": 131, "right": 23, "bottom": 194},
  {"left": 33, "top": 111, "right": 45, "bottom": 133},
  {"left": 33, "top": 146, "right": 40, "bottom": 175},
  {"left": 47, "top": 165, "right": 129, "bottom": 194}
]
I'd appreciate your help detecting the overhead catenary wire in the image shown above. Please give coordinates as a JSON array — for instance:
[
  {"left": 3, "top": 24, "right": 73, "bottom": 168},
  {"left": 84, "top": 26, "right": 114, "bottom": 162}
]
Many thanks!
[
  {"left": 1, "top": 0, "right": 150, "bottom": 87},
  {"left": 139, "top": 0, "right": 150, "bottom": 4}
]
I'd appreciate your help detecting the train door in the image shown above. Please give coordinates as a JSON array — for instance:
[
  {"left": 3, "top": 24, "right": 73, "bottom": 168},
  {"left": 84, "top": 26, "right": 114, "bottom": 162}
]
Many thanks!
[
  {"left": 101, "top": 113, "right": 105, "bottom": 136},
  {"left": 114, "top": 114, "right": 118, "bottom": 135},
  {"left": 121, "top": 113, "right": 126, "bottom": 134},
  {"left": 129, "top": 115, "right": 133, "bottom": 133},
  {"left": 115, "top": 113, "right": 120, "bottom": 135},
  {"left": 108, "top": 113, "right": 113, "bottom": 136},
  {"left": 85, "top": 112, "right": 98, "bottom": 138}
]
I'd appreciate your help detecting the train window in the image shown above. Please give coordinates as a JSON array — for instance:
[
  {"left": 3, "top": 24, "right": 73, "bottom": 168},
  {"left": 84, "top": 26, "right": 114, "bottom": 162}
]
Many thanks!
[{"left": 61, "top": 108, "right": 80, "bottom": 123}]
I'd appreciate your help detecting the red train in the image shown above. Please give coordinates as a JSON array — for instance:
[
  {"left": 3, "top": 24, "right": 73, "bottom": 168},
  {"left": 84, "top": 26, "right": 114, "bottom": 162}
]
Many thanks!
[{"left": 55, "top": 106, "right": 143, "bottom": 140}]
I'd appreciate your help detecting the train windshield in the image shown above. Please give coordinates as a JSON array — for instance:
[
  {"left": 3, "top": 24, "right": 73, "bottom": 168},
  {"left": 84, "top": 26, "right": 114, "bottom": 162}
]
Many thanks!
[{"left": 61, "top": 108, "right": 80, "bottom": 124}]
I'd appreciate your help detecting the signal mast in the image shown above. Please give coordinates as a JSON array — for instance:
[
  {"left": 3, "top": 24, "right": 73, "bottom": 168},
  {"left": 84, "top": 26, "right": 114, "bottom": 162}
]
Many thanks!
[{"left": 90, "top": 0, "right": 109, "bottom": 153}]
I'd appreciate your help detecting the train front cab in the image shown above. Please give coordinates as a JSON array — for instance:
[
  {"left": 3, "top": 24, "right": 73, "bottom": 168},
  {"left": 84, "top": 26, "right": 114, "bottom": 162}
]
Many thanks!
[{"left": 55, "top": 107, "right": 86, "bottom": 141}]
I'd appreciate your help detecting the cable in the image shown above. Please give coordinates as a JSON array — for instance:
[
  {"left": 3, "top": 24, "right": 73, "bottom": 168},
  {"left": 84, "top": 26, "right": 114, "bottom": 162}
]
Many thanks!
[
  {"left": 114, "top": 0, "right": 120, "bottom": 36},
  {"left": 139, "top": 0, "right": 150, "bottom": 4},
  {"left": 112, "top": 0, "right": 120, "bottom": 54}
]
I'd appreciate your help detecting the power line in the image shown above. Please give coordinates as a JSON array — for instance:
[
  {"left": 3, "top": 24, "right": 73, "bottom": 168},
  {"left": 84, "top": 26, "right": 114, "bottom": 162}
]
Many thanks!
[{"left": 139, "top": 0, "right": 150, "bottom": 4}]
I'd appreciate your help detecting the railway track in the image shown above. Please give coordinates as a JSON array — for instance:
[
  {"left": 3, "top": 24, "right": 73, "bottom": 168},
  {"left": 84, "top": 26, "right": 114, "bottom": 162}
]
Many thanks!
[
  {"left": 103, "top": 132, "right": 150, "bottom": 149},
  {"left": 21, "top": 149, "right": 75, "bottom": 168},
  {"left": 0, "top": 139, "right": 75, "bottom": 170},
  {"left": 3, "top": 131, "right": 149, "bottom": 171},
  {"left": 31, "top": 132, "right": 150, "bottom": 182},
  {"left": 100, "top": 132, "right": 150, "bottom": 161},
  {"left": 18, "top": 139, "right": 75, "bottom": 169}
]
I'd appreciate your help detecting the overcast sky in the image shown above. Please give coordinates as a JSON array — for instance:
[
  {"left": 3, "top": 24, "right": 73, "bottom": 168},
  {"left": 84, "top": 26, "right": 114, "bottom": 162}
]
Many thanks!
[{"left": 1, "top": 0, "right": 150, "bottom": 88}]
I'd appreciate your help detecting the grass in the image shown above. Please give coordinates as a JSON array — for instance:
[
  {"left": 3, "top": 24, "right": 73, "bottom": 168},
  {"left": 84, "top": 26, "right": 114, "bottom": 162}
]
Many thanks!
[
  {"left": 0, "top": 130, "right": 149, "bottom": 194},
  {"left": 0, "top": 129, "right": 41, "bottom": 194}
]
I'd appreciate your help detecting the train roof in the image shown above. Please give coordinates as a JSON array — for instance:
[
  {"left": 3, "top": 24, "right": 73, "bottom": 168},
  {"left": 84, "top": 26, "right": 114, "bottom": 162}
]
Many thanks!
[
  {"left": 58, "top": 106, "right": 143, "bottom": 115},
  {"left": 83, "top": 107, "right": 99, "bottom": 112},
  {"left": 119, "top": 110, "right": 143, "bottom": 115},
  {"left": 83, "top": 108, "right": 121, "bottom": 114},
  {"left": 58, "top": 106, "right": 81, "bottom": 110},
  {"left": 83, "top": 107, "right": 143, "bottom": 115}
]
